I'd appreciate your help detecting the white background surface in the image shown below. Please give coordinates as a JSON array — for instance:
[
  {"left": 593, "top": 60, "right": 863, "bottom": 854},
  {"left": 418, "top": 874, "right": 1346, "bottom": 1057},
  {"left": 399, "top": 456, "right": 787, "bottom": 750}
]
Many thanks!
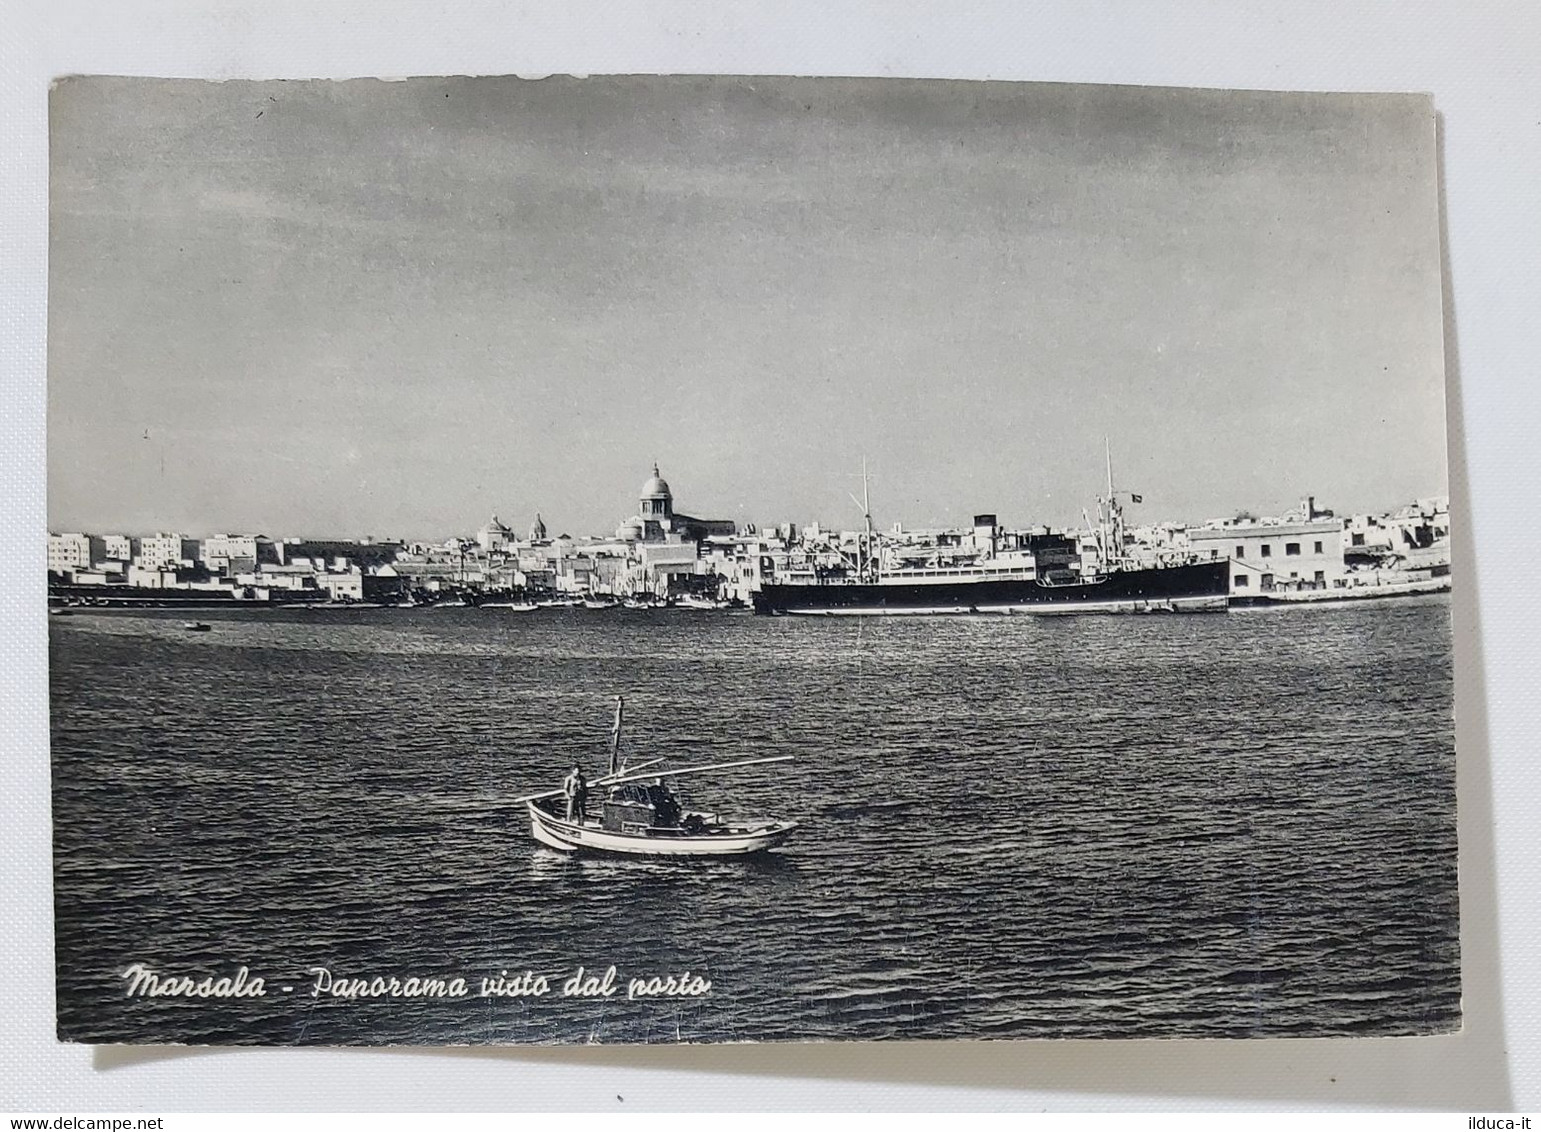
[{"left": 3, "top": 0, "right": 1538, "bottom": 1112}]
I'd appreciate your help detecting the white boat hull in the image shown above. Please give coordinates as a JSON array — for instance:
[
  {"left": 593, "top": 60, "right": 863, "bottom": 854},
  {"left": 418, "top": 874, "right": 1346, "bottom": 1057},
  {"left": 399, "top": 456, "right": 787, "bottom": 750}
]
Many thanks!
[{"left": 527, "top": 802, "right": 796, "bottom": 857}]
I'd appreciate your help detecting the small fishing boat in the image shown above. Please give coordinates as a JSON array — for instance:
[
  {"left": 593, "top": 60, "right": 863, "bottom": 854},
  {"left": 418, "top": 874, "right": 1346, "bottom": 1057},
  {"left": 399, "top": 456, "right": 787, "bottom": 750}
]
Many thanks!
[
  {"left": 182, "top": 621, "right": 212, "bottom": 632},
  {"left": 516, "top": 697, "right": 797, "bottom": 858}
]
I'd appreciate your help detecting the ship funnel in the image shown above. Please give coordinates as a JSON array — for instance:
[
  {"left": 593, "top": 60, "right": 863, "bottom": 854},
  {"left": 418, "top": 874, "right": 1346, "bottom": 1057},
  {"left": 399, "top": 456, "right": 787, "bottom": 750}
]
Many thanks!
[{"left": 973, "top": 514, "right": 998, "bottom": 557}]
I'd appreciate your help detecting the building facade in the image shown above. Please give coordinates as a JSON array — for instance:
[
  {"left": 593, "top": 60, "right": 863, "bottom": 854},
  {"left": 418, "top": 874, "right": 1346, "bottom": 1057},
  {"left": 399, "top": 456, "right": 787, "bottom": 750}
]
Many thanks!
[
  {"left": 135, "top": 534, "right": 197, "bottom": 571},
  {"left": 47, "top": 533, "right": 96, "bottom": 574},
  {"left": 1189, "top": 519, "right": 1346, "bottom": 594},
  {"left": 477, "top": 515, "right": 515, "bottom": 554}
]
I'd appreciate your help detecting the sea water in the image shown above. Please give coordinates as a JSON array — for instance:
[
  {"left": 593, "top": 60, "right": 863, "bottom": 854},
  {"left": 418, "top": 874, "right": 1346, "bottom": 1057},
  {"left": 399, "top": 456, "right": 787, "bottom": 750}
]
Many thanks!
[{"left": 48, "top": 598, "right": 1459, "bottom": 1043}]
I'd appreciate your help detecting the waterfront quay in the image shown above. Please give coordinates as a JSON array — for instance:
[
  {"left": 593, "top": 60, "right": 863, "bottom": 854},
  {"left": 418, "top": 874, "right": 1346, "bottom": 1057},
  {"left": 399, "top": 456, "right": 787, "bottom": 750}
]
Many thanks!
[{"left": 47, "top": 467, "right": 1451, "bottom": 612}]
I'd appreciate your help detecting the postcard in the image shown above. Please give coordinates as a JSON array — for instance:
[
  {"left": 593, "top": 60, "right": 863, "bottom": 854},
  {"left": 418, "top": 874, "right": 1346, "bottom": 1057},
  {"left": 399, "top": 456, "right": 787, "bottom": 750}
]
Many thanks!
[{"left": 47, "top": 73, "right": 1455, "bottom": 1044}]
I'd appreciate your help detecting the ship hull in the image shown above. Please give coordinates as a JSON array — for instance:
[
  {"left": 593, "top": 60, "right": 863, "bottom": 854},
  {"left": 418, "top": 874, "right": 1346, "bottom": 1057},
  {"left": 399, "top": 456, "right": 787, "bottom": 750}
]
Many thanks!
[
  {"left": 752, "top": 560, "right": 1230, "bottom": 616},
  {"left": 527, "top": 802, "right": 797, "bottom": 857}
]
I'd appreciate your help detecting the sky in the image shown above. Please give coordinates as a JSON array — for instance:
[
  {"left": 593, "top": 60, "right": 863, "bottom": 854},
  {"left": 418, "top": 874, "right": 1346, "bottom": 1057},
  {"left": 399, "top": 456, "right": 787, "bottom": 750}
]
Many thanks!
[{"left": 48, "top": 75, "right": 1449, "bottom": 540}]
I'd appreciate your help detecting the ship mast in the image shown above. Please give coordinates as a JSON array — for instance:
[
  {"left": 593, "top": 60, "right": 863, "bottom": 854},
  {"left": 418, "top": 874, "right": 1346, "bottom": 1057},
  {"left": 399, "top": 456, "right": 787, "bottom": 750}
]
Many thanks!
[
  {"left": 862, "top": 456, "right": 875, "bottom": 580},
  {"left": 1104, "top": 436, "right": 1114, "bottom": 567},
  {"left": 847, "top": 457, "right": 877, "bottom": 582},
  {"left": 1101, "top": 436, "right": 1126, "bottom": 570}
]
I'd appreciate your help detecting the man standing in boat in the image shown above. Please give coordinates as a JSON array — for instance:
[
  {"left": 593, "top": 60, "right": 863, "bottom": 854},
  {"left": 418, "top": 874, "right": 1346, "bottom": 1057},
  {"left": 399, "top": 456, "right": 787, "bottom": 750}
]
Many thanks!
[{"left": 562, "top": 764, "right": 588, "bottom": 823}]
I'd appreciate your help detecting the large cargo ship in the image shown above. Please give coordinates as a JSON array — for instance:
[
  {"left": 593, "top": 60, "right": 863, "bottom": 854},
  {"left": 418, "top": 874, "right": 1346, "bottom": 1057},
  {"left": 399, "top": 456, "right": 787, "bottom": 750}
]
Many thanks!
[
  {"left": 751, "top": 558, "right": 1229, "bottom": 616},
  {"left": 751, "top": 453, "right": 1230, "bottom": 617}
]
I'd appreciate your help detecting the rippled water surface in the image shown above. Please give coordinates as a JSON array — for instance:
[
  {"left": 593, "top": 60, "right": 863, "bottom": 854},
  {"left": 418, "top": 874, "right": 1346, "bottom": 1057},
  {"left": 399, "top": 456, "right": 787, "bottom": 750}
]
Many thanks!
[{"left": 50, "top": 599, "right": 1459, "bottom": 1043}]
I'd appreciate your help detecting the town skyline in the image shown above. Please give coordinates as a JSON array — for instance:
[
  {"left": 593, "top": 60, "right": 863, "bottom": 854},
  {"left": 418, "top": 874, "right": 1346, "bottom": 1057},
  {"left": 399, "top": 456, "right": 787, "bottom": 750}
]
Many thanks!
[
  {"left": 49, "top": 76, "right": 1448, "bottom": 538},
  {"left": 46, "top": 462, "right": 1448, "bottom": 547}
]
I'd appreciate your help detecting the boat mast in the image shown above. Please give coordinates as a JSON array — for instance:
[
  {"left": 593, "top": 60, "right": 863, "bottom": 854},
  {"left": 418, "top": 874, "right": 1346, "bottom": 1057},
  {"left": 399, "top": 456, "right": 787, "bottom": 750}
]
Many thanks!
[{"left": 608, "top": 695, "right": 624, "bottom": 776}]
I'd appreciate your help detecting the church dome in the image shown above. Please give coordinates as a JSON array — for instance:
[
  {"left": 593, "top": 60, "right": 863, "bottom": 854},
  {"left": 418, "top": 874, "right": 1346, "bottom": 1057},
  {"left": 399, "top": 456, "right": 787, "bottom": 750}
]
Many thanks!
[
  {"left": 640, "top": 462, "right": 672, "bottom": 499},
  {"left": 529, "top": 513, "right": 547, "bottom": 541}
]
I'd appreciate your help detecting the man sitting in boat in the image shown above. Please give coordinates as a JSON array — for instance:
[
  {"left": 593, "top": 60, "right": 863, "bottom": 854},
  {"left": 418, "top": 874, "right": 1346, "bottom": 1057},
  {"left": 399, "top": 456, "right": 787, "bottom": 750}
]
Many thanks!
[{"left": 562, "top": 765, "right": 588, "bottom": 822}]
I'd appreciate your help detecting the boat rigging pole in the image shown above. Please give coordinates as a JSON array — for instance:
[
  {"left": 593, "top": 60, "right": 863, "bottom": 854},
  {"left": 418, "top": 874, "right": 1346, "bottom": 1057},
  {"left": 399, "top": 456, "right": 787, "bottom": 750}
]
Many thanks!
[
  {"left": 511, "top": 754, "right": 794, "bottom": 805},
  {"left": 598, "top": 754, "right": 794, "bottom": 790}
]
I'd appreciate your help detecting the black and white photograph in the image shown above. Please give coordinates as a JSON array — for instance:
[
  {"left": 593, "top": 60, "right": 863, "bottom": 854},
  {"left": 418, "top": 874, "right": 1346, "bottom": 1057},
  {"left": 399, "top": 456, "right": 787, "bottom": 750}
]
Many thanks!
[{"left": 46, "top": 72, "right": 1456, "bottom": 1046}]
